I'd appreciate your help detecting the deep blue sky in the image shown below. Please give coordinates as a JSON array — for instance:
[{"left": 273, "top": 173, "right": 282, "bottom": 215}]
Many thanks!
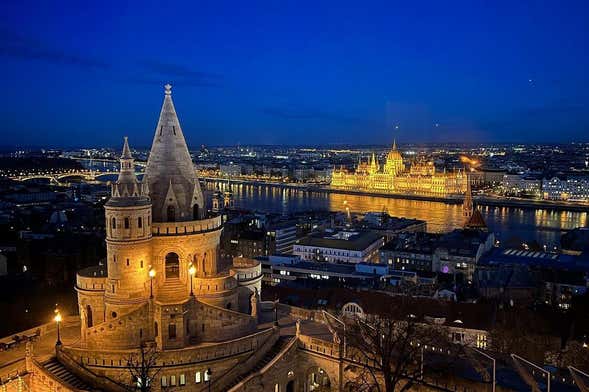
[{"left": 1, "top": 1, "right": 588, "bottom": 148}]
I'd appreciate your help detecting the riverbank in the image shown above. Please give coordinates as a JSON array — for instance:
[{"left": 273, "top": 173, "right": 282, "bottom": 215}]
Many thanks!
[{"left": 201, "top": 177, "right": 589, "bottom": 213}]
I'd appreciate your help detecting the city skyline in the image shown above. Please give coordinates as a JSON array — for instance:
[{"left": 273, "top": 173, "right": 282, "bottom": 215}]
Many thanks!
[{"left": 2, "top": 1, "right": 589, "bottom": 147}]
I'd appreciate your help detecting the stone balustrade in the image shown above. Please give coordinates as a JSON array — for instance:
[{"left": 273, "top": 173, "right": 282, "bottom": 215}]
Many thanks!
[
  {"left": 61, "top": 327, "right": 275, "bottom": 370},
  {"left": 151, "top": 215, "right": 222, "bottom": 236},
  {"left": 76, "top": 266, "right": 107, "bottom": 291},
  {"left": 192, "top": 273, "right": 237, "bottom": 295},
  {"left": 230, "top": 257, "right": 262, "bottom": 283},
  {"left": 298, "top": 334, "right": 340, "bottom": 358}
]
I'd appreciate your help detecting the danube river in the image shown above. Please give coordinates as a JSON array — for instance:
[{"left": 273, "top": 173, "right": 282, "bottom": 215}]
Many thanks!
[
  {"left": 81, "top": 156, "right": 586, "bottom": 247},
  {"left": 204, "top": 181, "right": 587, "bottom": 247}
]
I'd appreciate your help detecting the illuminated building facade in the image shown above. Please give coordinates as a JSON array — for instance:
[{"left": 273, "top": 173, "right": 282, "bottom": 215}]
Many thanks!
[{"left": 331, "top": 140, "right": 467, "bottom": 196}]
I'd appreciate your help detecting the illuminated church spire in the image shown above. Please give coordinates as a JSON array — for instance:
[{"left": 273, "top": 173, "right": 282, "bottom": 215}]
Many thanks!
[
  {"left": 462, "top": 171, "right": 474, "bottom": 223},
  {"left": 144, "top": 84, "right": 205, "bottom": 222}
]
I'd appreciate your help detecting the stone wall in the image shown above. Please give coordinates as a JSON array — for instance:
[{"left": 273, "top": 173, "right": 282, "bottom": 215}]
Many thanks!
[
  {"left": 59, "top": 327, "right": 276, "bottom": 392},
  {"left": 84, "top": 304, "right": 149, "bottom": 349},
  {"left": 194, "top": 300, "right": 257, "bottom": 342}
]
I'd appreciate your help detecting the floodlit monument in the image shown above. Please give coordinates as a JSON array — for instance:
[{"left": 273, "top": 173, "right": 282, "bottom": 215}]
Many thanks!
[{"left": 331, "top": 141, "right": 467, "bottom": 196}]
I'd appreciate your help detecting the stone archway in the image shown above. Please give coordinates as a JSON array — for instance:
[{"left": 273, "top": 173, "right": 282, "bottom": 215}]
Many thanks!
[
  {"left": 306, "top": 366, "right": 331, "bottom": 391},
  {"left": 165, "top": 252, "right": 180, "bottom": 279}
]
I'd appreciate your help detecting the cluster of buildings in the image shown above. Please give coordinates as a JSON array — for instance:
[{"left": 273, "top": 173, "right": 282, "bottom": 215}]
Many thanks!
[
  {"left": 1, "top": 86, "right": 589, "bottom": 392},
  {"left": 331, "top": 141, "right": 467, "bottom": 196}
]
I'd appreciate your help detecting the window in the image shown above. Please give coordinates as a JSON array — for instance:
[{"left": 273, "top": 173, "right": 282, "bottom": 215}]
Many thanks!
[
  {"left": 154, "top": 322, "right": 158, "bottom": 337},
  {"left": 138, "top": 217, "right": 142, "bottom": 228},
  {"left": 86, "top": 305, "right": 93, "bottom": 328},
  {"left": 170, "top": 376, "right": 176, "bottom": 386},
  {"left": 126, "top": 258, "right": 130, "bottom": 266},
  {"left": 275, "top": 384, "right": 280, "bottom": 392},
  {"left": 193, "top": 204, "right": 199, "bottom": 220},
  {"left": 167, "top": 205, "right": 175, "bottom": 222},
  {"left": 111, "top": 217, "right": 116, "bottom": 229},
  {"left": 111, "top": 312, "right": 117, "bottom": 318},
  {"left": 161, "top": 376, "right": 167, "bottom": 387},
  {"left": 179, "top": 374, "right": 186, "bottom": 386},
  {"left": 168, "top": 323, "right": 177, "bottom": 339},
  {"left": 204, "top": 371, "right": 210, "bottom": 382},
  {"left": 195, "top": 372, "right": 202, "bottom": 383},
  {"left": 124, "top": 218, "right": 129, "bottom": 229},
  {"left": 140, "top": 260, "right": 143, "bottom": 268}
]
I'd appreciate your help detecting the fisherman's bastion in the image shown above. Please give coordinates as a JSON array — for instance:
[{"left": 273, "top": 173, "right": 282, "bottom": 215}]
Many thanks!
[{"left": 0, "top": 85, "right": 368, "bottom": 392}]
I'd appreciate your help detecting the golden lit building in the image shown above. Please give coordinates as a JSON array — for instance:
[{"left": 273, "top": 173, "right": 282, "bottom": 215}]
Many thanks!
[{"left": 331, "top": 140, "right": 466, "bottom": 196}]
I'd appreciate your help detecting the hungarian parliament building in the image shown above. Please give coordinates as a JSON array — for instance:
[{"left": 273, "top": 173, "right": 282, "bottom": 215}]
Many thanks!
[{"left": 331, "top": 141, "right": 467, "bottom": 196}]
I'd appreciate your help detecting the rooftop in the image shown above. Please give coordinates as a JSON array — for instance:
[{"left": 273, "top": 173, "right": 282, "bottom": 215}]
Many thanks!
[{"left": 295, "top": 230, "right": 383, "bottom": 251}]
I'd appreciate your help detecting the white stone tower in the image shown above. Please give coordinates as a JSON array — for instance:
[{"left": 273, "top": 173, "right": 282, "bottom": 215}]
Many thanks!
[{"left": 91, "top": 137, "right": 152, "bottom": 338}]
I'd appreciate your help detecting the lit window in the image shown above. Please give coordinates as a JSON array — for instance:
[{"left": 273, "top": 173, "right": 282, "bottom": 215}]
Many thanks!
[
  {"left": 170, "top": 375, "right": 176, "bottom": 386},
  {"left": 195, "top": 372, "right": 201, "bottom": 383},
  {"left": 179, "top": 374, "right": 186, "bottom": 386},
  {"left": 161, "top": 376, "right": 167, "bottom": 387}
]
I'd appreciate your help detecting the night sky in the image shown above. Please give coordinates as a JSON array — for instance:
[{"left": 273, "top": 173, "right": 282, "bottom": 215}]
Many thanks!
[{"left": 1, "top": 1, "right": 588, "bottom": 148}]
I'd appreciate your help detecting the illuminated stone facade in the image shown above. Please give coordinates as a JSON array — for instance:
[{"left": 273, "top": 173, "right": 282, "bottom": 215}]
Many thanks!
[
  {"left": 331, "top": 141, "right": 467, "bottom": 196},
  {"left": 61, "top": 85, "right": 272, "bottom": 391}
]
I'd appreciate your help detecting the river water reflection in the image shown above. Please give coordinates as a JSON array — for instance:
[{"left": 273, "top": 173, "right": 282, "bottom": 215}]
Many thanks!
[
  {"left": 206, "top": 182, "right": 587, "bottom": 247},
  {"left": 83, "top": 155, "right": 587, "bottom": 247}
]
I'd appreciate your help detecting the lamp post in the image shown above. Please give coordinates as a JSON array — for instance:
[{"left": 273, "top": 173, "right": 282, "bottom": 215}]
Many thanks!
[
  {"left": 188, "top": 263, "right": 196, "bottom": 296},
  {"left": 473, "top": 347, "right": 496, "bottom": 392},
  {"left": 54, "top": 308, "right": 62, "bottom": 345},
  {"left": 206, "top": 368, "right": 212, "bottom": 392},
  {"left": 148, "top": 267, "right": 156, "bottom": 298}
]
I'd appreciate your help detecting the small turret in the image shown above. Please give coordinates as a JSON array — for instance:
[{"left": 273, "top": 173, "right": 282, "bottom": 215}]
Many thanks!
[{"left": 211, "top": 186, "right": 222, "bottom": 213}]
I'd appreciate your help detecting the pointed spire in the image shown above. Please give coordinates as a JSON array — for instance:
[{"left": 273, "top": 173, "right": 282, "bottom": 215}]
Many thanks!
[
  {"left": 144, "top": 85, "right": 205, "bottom": 222},
  {"left": 393, "top": 138, "right": 397, "bottom": 150},
  {"left": 107, "top": 137, "right": 148, "bottom": 203},
  {"left": 121, "top": 136, "right": 132, "bottom": 159}
]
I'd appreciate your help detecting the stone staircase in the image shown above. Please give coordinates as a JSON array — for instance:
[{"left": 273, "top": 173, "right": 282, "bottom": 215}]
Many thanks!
[
  {"left": 225, "top": 336, "right": 292, "bottom": 391},
  {"left": 156, "top": 279, "right": 188, "bottom": 303},
  {"left": 42, "top": 358, "right": 93, "bottom": 391}
]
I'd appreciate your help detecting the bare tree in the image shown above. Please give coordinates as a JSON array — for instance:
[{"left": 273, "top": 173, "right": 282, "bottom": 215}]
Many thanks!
[
  {"left": 119, "top": 342, "right": 163, "bottom": 392},
  {"left": 336, "top": 298, "right": 462, "bottom": 392}
]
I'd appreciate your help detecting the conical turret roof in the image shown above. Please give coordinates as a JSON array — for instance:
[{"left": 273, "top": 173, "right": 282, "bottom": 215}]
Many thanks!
[
  {"left": 121, "top": 136, "right": 133, "bottom": 159},
  {"left": 144, "top": 84, "right": 205, "bottom": 222},
  {"left": 106, "top": 137, "right": 149, "bottom": 207}
]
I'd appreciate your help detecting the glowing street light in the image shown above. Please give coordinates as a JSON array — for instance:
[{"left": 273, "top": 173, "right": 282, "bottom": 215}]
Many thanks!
[
  {"left": 188, "top": 263, "right": 196, "bottom": 296},
  {"left": 54, "top": 308, "right": 62, "bottom": 345},
  {"left": 148, "top": 267, "right": 156, "bottom": 298}
]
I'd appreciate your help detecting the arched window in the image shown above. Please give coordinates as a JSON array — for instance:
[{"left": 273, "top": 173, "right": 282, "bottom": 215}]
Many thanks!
[
  {"left": 165, "top": 252, "right": 180, "bottom": 279},
  {"left": 154, "top": 321, "right": 158, "bottom": 337},
  {"left": 167, "top": 205, "right": 175, "bottom": 222},
  {"left": 124, "top": 217, "right": 129, "bottom": 229},
  {"left": 138, "top": 217, "right": 142, "bottom": 228},
  {"left": 111, "top": 217, "right": 116, "bottom": 229},
  {"left": 86, "top": 305, "right": 93, "bottom": 328},
  {"left": 202, "top": 252, "right": 207, "bottom": 276},
  {"left": 193, "top": 204, "right": 199, "bottom": 220}
]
